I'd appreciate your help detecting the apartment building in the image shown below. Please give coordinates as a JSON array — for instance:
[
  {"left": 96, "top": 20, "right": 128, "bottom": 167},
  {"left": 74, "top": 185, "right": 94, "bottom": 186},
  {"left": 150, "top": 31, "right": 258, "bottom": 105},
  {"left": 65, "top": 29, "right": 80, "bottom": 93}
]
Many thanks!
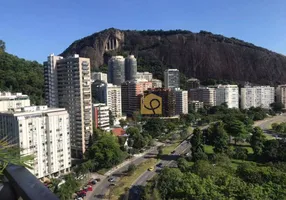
[
  {"left": 125, "top": 55, "right": 137, "bottom": 81},
  {"left": 44, "top": 54, "right": 92, "bottom": 158},
  {"left": 186, "top": 78, "right": 200, "bottom": 89},
  {"left": 175, "top": 89, "right": 188, "bottom": 115},
  {"left": 164, "top": 69, "right": 180, "bottom": 89},
  {"left": 136, "top": 72, "right": 153, "bottom": 81},
  {"left": 0, "top": 92, "right": 30, "bottom": 112},
  {"left": 106, "top": 84, "right": 122, "bottom": 117},
  {"left": 276, "top": 85, "right": 286, "bottom": 109},
  {"left": 91, "top": 72, "right": 107, "bottom": 83},
  {"left": 151, "top": 79, "right": 162, "bottom": 88},
  {"left": 0, "top": 106, "right": 71, "bottom": 178},
  {"left": 92, "top": 104, "right": 110, "bottom": 131},
  {"left": 108, "top": 56, "right": 125, "bottom": 85},
  {"left": 189, "top": 101, "right": 204, "bottom": 112},
  {"left": 143, "top": 88, "right": 176, "bottom": 117},
  {"left": 121, "top": 79, "right": 152, "bottom": 116},
  {"left": 189, "top": 87, "right": 216, "bottom": 106},
  {"left": 216, "top": 85, "right": 239, "bottom": 108},
  {"left": 241, "top": 86, "right": 275, "bottom": 109}
]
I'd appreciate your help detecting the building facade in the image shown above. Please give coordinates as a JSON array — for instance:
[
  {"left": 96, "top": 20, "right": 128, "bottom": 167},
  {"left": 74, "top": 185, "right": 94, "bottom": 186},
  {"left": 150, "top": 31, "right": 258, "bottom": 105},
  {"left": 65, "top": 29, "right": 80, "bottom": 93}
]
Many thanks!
[
  {"left": 121, "top": 79, "right": 152, "bottom": 116},
  {"left": 125, "top": 55, "right": 137, "bottom": 81},
  {"left": 92, "top": 104, "right": 110, "bottom": 131},
  {"left": 186, "top": 78, "right": 200, "bottom": 89},
  {"left": 241, "top": 86, "right": 275, "bottom": 109},
  {"left": 276, "top": 85, "right": 286, "bottom": 109},
  {"left": 175, "top": 89, "right": 188, "bottom": 115},
  {"left": 164, "top": 69, "right": 180, "bottom": 89},
  {"left": 189, "top": 101, "right": 204, "bottom": 112},
  {"left": 143, "top": 88, "right": 176, "bottom": 117},
  {"left": 91, "top": 80, "right": 107, "bottom": 104},
  {"left": 91, "top": 72, "right": 107, "bottom": 83},
  {"left": 44, "top": 54, "right": 92, "bottom": 158},
  {"left": 136, "top": 72, "right": 153, "bottom": 81},
  {"left": 216, "top": 85, "right": 239, "bottom": 108},
  {"left": 0, "top": 106, "right": 71, "bottom": 178},
  {"left": 151, "top": 79, "right": 162, "bottom": 88},
  {"left": 106, "top": 84, "right": 122, "bottom": 117},
  {"left": 0, "top": 92, "right": 30, "bottom": 112},
  {"left": 189, "top": 87, "right": 216, "bottom": 107},
  {"left": 108, "top": 56, "right": 125, "bottom": 85}
]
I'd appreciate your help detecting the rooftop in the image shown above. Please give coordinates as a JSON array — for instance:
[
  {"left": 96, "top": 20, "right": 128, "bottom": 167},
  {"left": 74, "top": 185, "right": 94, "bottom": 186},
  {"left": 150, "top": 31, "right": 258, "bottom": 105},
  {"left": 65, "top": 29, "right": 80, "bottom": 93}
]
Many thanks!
[{"left": 2, "top": 106, "right": 66, "bottom": 116}]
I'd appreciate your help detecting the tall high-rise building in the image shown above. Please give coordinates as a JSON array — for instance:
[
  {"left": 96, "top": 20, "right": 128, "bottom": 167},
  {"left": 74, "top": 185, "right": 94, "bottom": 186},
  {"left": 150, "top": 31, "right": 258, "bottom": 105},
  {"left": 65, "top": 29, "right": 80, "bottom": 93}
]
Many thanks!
[
  {"left": 216, "top": 85, "right": 239, "bottom": 108},
  {"left": 106, "top": 84, "right": 122, "bottom": 117},
  {"left": 189, "top": 87, "right": 216, "bottom": 106},
  {"left": 44, "top": 54, "right": 92, "bottom": 158},
  {"left": 91, "top": 72, "right": 108, "bottom": 83},
  {"left": 186, "top": 78, "right": 200, "bottom": 89},
  {"left": 108, "top": 56, "right": 125, "bottom": 85},
  {"left": 164, "top": 69, "right": 180, "bottom": 89},
  {"left": 0, "top": 106, "right": 71, "bottom": 178},
  {"left": 241, "top": 86, "right": 275, "bottom": 109},
  {"left": 175, "top": 89, "right": 188, "bottom": 115},
  {"left": 143, "top": 88, "right": 176, "bottom": 117},
  {"left": 0, "top": 92, "right": 30, "bottom": 112},
  {"left": 91, "top": 80, "right": 107, "bottom": 103},
  {"left": 276, "top": 85, "right": 286, "bottom": 109},
  {"left": 151, "top": 79, "right": 162, "bottom": 88},
  {"left": 121, "top": 79, "right": 152, "bottom": 116},
  {"left": 125, "top": 55, "right": 137, "bottom": 81},
  {"left": 136, "top": 72, "right": 153, "bottom": 81},
  {"left": 92, "top": 104, "right": 110, "bottom": 131}
]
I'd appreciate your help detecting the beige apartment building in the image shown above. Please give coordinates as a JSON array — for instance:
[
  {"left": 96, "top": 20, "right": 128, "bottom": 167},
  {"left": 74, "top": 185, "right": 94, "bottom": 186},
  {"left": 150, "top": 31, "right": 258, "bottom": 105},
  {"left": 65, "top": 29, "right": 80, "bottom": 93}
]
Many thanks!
[
  {"left": 0, "top": 92, "right": 30, "bottom": 112},
  {"left": 276, "top": 85, "right": 286, "bottom": 109},
  {"left": 44, "top": 54, "right": 92, "bottom": 158}
]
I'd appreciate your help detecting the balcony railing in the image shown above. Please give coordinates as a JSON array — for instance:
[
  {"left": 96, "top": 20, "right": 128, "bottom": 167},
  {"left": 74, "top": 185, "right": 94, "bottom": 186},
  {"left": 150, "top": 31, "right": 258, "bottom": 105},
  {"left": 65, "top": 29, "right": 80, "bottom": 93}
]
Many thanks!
[{"left": 2, "top": 164, "right": 59, "bottom": 200}]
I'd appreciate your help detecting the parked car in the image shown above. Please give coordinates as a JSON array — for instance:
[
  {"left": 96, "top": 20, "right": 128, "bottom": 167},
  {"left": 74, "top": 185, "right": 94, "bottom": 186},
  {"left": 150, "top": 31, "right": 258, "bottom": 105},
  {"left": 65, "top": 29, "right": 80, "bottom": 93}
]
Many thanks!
[
  {"left": 95, "top": 178, "right": 101, "bottom": 182},
  {"left": 156, "top": 163, "right": 163, "bottom": 168},
  {"left": 109, "top": 183, "right": 116, "bottom": 187}
]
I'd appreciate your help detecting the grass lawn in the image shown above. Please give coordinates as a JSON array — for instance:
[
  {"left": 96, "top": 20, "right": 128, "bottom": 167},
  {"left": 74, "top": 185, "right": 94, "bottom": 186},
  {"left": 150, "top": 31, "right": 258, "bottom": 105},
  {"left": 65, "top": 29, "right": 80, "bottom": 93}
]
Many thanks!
[
  {"left": 97, "top": 168, "right": 110, "bottom": 175},
  {"left": 109, "top": 158, "right": 157, "bottom": 200},
  {"left": 162, "top": 141, "right": 180, "bottom": 155},
  {"left": 264, "top": 133, "right": 275, "bottom": 140},
  {"left": 204, "top": 145, "right": 214, "bottom": 154}
]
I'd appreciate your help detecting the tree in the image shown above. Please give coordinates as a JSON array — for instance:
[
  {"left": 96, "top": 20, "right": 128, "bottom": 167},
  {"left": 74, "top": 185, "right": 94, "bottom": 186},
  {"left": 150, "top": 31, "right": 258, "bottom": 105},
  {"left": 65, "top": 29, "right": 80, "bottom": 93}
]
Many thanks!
[
  {"left": 109, "top": 110, "right": 115, "bottom": 126},
  {"left": 126, "top": 164, "right": 136, "bottom": 175},
  {"left": 190, "top": 128, "right": 207, "bottom": 161},
  {"left": 56, "top": 174, "right": 80, "bottom": 200},
  {"left": 225, "top": 119, "right": 248, "bottom": 144},
  {"left": 119, "top": 119, "right": 127, "bottom": 127},
  {"left": 212, "top": 122, "right": 229, "bottom": 154},
  {"left": 261, "top": 139, "right": 279, "bottom": 162},
  {"left": 86, "top": 133, "right": 127, "bottom": 170},
  {"left": 0, "top": 40, "right": 5, "bottom": 52},
  {"left": 270, "top": 102, "right": 284, "bottom": 113},
  {"left": 250, "top": 127, "right": 266, "bottom": 156},
  {"left": 143, "top": 118, "right": 164, "bottom": 138},
  {"left": 126, "top": 127, "right": 147, "bottom": 149},
  {"left": 232, "top": 147, "right": 248, "bottom": 160}
]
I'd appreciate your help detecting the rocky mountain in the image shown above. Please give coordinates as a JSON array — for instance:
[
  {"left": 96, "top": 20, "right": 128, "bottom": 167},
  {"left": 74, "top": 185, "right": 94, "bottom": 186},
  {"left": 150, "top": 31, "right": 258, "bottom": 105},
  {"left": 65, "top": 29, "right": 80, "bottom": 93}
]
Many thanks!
[{"left": 61, "top": 28, "right": 286, "bottom": 85}]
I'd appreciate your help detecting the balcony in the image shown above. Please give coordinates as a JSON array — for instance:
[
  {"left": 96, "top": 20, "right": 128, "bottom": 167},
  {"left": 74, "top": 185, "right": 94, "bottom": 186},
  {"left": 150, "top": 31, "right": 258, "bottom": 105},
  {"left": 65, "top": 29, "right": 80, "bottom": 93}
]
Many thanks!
[{"left": 1, "top": 164, "right": 59, "bottom": 200}]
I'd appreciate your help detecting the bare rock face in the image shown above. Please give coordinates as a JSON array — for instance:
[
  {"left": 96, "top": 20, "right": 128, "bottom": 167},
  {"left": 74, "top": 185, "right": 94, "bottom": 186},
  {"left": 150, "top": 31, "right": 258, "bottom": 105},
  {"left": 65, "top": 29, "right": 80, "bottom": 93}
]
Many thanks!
[{"left": 61, "top": 28, "right": 286, "bottom": 85}]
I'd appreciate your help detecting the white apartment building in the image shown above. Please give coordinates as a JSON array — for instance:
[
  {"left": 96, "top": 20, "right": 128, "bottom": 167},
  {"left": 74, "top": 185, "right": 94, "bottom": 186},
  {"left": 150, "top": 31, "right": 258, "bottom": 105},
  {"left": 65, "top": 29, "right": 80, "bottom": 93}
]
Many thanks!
[
  {"left": 92, "top": 104, "right": 110, "bottom": 131},
  {"left": 0, "top": 106, "right": 71, "bottom": 178},
  {"left": 136, "top": 72, "right": 153, "bottom": 81},
  {"left": 0, "top": 92, "right": 31, "bottom": 112},
  {"left": 164, "top": 69, "right": 180, "bottom": 89},
  {"left": 189, "top": 87, "right": 216, "bottom": 106},
  {"left": 151, "top": 79, "right": 162, "bottom": 88},
  {"left": 175, "top": 89, "right": 188, "bottom": 115},
  {"left": 106, "top": 84, "right": 122, "bottom": 118},
  {"left": 276, "top": 85, "right": 286, "bottom": 109},
  {"left": 241, "top": 86, "right": 275, "bottom": 109},
  {"left": 44, "top": 54, "right": 92, "bottom": 158},
  {"left": 91, "top": 72, "right": 108, "bottom": 83},
  {"left": 216, "top": 85, "right": 239, "bottom": 108}
]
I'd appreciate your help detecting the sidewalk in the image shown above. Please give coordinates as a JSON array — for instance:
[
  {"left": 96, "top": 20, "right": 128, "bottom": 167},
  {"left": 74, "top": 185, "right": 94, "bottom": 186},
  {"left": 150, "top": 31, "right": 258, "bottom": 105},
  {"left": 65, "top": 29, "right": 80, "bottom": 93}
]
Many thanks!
[{"left": 104, "top": 142, "right": 163, "bottom": 176}]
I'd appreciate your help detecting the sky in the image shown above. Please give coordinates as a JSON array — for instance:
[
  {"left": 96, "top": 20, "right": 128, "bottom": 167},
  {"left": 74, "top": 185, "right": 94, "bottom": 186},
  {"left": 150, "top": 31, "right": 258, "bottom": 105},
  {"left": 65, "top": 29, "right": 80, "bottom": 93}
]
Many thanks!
[{"left": 1, "top": 0, "right": 285, "bottom": 63}]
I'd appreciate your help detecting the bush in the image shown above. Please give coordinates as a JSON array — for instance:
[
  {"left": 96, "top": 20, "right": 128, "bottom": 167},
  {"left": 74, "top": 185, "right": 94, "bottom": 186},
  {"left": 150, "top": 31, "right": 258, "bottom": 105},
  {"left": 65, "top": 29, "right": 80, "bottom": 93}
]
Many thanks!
[{"left": 232, "top": 147, "right": 248, "bottom": 160}]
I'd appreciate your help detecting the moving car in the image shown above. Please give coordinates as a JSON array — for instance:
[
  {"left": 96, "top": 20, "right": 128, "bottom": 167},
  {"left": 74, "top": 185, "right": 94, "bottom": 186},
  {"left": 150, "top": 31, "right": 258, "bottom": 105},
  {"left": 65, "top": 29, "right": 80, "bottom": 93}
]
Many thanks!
[
  {"left": 148, "top": 167, "right": 154, "bottom": 171},
  {"left": 108, "top": 177, "right": 115, "bottom": 182}
]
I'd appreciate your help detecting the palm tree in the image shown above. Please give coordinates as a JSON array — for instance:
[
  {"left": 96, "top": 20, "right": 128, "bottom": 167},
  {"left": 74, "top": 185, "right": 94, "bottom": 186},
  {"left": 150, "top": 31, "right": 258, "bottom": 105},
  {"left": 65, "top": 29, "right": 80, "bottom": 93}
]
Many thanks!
[{"left": 0, "top": 136, "right": 33, "bottom": 177}]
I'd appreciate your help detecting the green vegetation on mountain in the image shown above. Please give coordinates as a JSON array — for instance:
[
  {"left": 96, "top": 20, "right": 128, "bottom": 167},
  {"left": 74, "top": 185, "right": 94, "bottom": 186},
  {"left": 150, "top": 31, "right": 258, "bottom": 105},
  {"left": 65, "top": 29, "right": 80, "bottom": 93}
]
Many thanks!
[{"left": 0, "top": 40, "right": 44, "bottom": 104}]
